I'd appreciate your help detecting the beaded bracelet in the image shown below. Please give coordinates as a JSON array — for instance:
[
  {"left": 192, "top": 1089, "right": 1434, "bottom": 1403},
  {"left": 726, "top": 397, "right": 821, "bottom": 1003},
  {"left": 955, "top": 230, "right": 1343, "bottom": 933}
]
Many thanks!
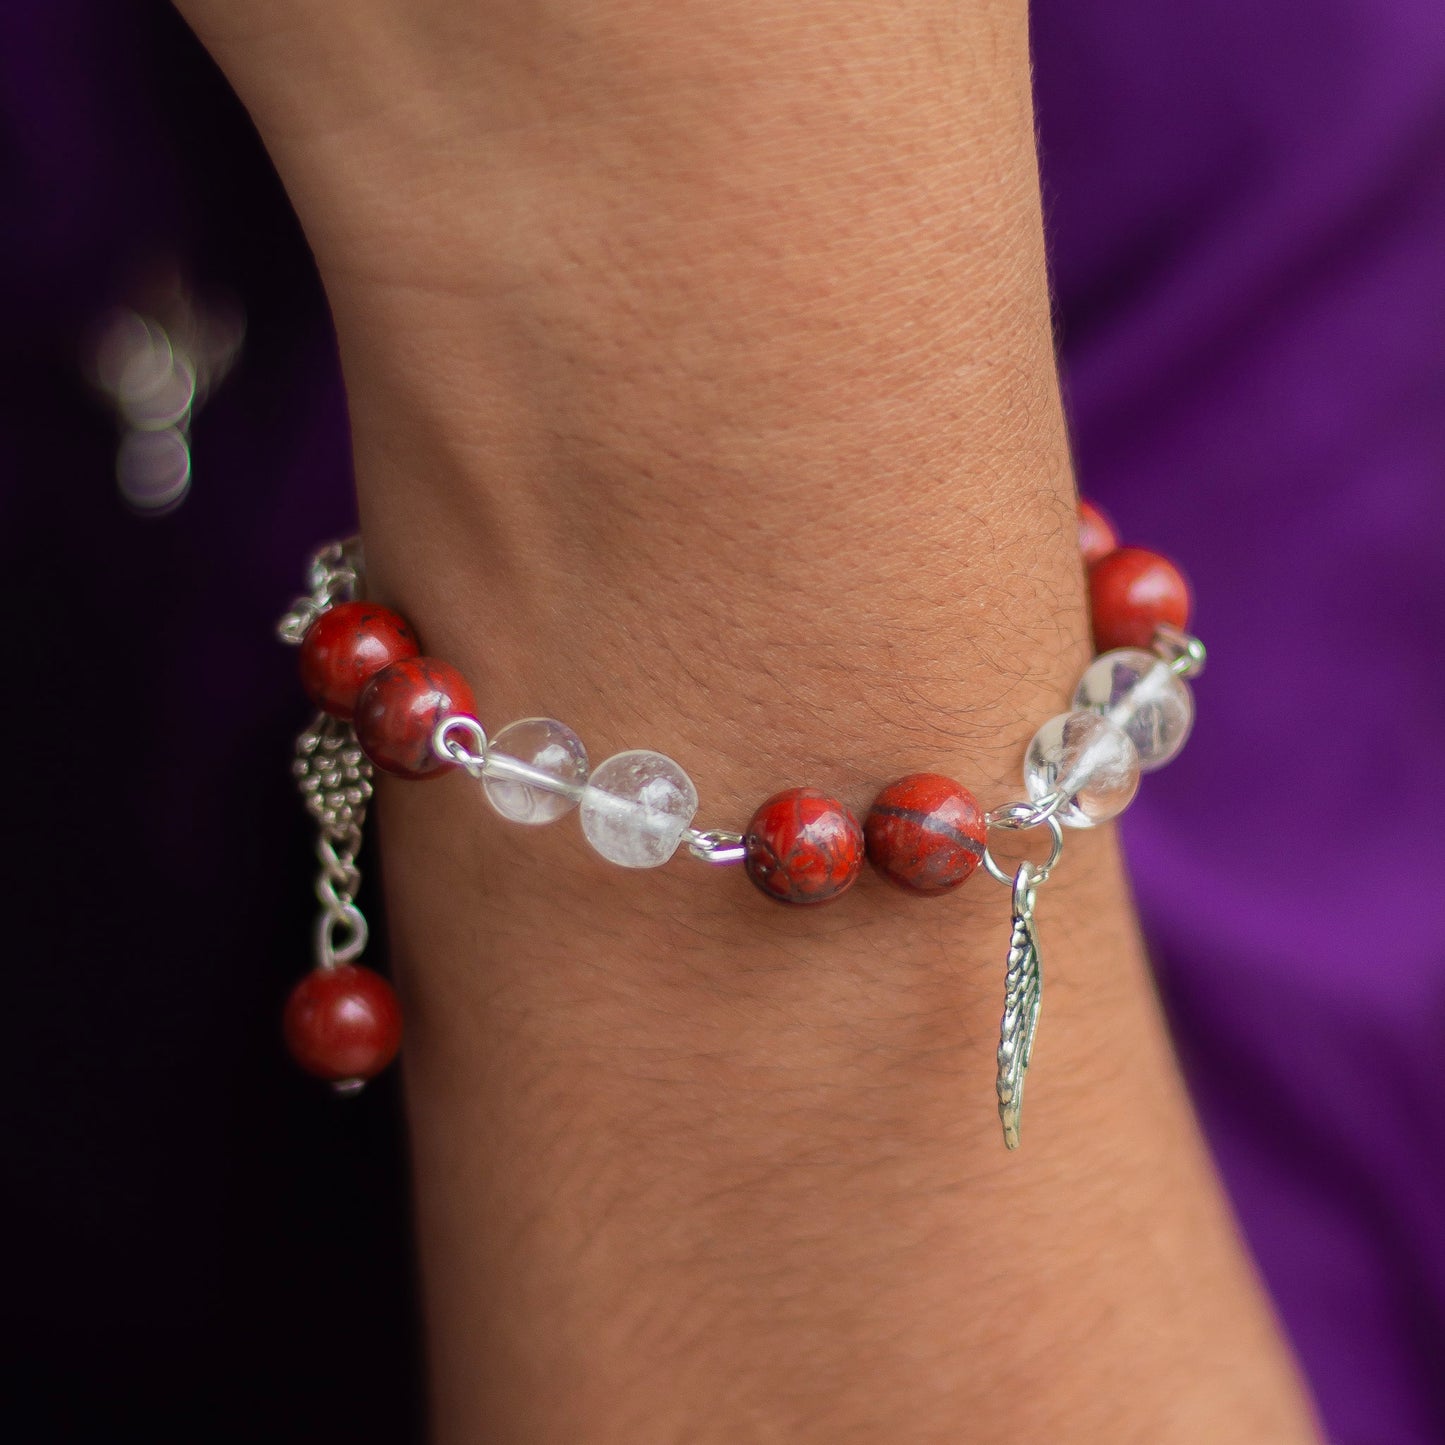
[{"left": 277, "top": 500, "right": 1204, "bottom": 1149}]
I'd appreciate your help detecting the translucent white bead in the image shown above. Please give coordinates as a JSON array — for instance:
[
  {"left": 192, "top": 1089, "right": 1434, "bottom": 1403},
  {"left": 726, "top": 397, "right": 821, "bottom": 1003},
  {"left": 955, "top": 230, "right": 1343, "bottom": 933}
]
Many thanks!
[
  {"left": 579, "top": 750, "right": 698, "bottom": 868},
  {"left": 1072, "top": 649, "right": 1194, "bottom": 773},
  {"left": 482, "top": 718, "right": 589, "bottom": 825},
  {"left": 1024, "top": 711, "right": 1140, "bottom": 828}
]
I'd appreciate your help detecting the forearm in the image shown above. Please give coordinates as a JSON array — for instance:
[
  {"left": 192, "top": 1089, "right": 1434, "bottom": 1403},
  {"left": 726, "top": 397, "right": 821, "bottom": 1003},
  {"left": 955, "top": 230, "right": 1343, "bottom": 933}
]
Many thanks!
[{"left": 181, "top": 2, "right": 1318, "bottom": 1438}]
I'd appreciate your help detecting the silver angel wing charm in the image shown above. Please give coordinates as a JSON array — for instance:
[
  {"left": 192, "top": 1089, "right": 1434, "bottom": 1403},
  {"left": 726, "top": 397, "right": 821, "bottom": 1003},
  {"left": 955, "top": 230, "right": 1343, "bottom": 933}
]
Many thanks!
[{"left": 996, "top": 864, "right": 1044, "bottom": 1150}]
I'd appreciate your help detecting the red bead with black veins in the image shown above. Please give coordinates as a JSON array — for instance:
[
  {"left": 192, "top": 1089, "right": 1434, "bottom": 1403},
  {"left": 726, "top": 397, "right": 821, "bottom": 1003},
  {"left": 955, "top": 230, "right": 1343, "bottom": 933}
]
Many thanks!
[
  {"left": 1078, "top": 499, "right": 1119, "bottom": 565},
  {"left": 283, "top": 964, "right": 403, "bottom": 1081},
  {"left": 1089, "top": 546, "right": 1193, "bottom": 652},
  {"left": 743, "top": 788, "right": 864, "bottom": 905},
  {"left": 299, "top": 601, "right": 420, "bottom": 721},
  {"left": 864, "top": 772, "right": 986, "bottom": 896},
  {"left": 354, "top": 656, "right": 478, "bottom": 779}
]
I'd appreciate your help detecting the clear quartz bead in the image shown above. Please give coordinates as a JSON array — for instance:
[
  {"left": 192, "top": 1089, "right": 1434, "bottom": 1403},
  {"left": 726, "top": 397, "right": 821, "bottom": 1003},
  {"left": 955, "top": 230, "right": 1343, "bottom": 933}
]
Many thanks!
[
  {"left": 1024, "top": 711, "right": 1140, "bottom": 828},
  {"left": 1072, "top": 648, "right": 1194, "bottom": 773},
  {"left": 482, "top": 717, "right": 589, "bottom": 824},
  {"left": 579, "top": 749, "right": 699, "bottom": 868}
]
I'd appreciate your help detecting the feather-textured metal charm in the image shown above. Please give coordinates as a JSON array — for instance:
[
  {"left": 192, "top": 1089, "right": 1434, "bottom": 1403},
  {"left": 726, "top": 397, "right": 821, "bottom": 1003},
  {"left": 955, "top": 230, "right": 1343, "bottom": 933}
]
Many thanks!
[{"left": 996, "top": 867, "right": 1043, "bottom": 1150}]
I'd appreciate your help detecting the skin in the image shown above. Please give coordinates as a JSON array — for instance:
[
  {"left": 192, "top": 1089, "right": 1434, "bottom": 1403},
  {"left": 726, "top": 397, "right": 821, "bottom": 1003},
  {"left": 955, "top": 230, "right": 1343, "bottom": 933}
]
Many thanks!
[{"left": 174, "top": 3, "right": 1322, "bottom": 1440}]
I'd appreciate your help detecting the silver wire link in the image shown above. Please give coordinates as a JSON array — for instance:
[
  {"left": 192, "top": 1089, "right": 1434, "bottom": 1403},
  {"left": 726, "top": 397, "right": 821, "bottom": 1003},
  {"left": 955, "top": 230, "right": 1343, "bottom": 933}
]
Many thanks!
[
  {"left": 431, "top": 714, "right": 489, "bottom": 778},
  {"left": 1152, "top": 621, "right": 1207, "bottom": 679},
  {"left": 683, "top": 829, "right": 748, "bottom": 865},
  {"left": 433, "top": 712, "right": 741, "bottom": 861},
  {"left": 434, "top": 705, "right": 746, "bottom": 867},
  {"left": 315, "top": 901, "right": 369, "bottom": 970},
  {"left": 986, "top": 793, "right": 1064, "bottom": 833},
  {"left": 277, "top": 536, "right": 365, "bottom": 645}
]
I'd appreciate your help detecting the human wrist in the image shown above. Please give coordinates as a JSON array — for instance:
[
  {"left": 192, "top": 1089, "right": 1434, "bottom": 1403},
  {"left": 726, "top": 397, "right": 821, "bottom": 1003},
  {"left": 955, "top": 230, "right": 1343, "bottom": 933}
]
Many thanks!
[{"left": 212, "top": 0, "right": 1317, "bottom": 1432}]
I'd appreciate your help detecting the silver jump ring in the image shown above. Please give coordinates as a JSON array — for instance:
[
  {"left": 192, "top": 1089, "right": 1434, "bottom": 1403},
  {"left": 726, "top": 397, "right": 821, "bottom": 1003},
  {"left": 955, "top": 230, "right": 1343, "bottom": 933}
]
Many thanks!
[
  {"left": 983, "top": 812, "right": 1064, "bottom": 888},
  {"left": 431, "top": 714, "right": 488, "bottom": 776}
]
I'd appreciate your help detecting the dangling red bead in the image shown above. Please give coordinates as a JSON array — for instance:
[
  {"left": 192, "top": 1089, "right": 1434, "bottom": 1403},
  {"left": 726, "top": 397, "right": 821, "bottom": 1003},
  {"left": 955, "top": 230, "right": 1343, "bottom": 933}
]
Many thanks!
[
  {"left": 299, "top": 601, "right": 420, "bottom": 721},
  {"left": 354, "top": 656, "right": 477, "bottom": 779},
  {"left": 864, "top": 773, "right": 986, "bottom": 896},
  {"left": 1089, "top": 546, "right": 1192, "bottom": 652},
  {"left": 743, "top": 788, "right": 864, "bottom": 905},
  {"left": 283, "top": 964, "right": 402, "bottom": 1082},
  {"left": 1078, "top": 499, "right": 1118, "bottom": 565}
]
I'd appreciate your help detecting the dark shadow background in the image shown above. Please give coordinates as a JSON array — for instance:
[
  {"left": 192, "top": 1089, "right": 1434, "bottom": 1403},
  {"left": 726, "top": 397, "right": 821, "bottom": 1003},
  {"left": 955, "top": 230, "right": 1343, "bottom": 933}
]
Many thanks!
[{"left": 1, "top": 5, "right": 419, "bottom": 1439}]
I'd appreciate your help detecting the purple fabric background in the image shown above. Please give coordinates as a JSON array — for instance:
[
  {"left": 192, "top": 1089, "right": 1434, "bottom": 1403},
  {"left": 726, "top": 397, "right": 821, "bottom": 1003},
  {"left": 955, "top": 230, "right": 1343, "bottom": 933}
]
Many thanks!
[
  {"left": 1034, "top": 5, "right": 1445, "bottom": 1439},
  {"left": 2, "top": 2, "right": 1441, "bottom": 1439}
]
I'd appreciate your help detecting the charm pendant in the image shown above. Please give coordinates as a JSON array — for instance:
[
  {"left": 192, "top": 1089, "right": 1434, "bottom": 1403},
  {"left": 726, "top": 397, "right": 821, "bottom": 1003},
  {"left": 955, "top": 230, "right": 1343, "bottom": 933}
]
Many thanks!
[{"left": 996, "top": 861, "right": 1044, "bottom": 1150}]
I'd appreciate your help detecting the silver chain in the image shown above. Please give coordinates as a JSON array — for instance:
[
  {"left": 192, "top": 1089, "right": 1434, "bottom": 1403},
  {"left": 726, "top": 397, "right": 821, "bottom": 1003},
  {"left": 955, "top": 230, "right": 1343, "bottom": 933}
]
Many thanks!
[
  {"left": 280, "top": 546, "right": 377, "bottom": 1097},
  {"left": 277, "top": 536, "right": 365, "bottom": 646},
  {"left": 283, "top": 543, "right": 374, "bottom": 975},
  {"left": 293, "top": 711, "right": 374, "bottom": 971}
]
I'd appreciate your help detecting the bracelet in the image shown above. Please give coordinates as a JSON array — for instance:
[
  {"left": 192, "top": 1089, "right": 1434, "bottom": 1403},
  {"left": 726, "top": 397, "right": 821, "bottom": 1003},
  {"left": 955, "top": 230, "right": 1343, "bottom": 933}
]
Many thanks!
[{"left": 277, "top": 500, "right": 1203, "bottom": 1150}]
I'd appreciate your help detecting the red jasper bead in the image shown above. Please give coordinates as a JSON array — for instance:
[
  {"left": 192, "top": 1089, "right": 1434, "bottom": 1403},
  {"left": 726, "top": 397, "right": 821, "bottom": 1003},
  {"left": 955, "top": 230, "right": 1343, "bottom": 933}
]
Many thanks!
[
  {"left": 1089, "top": 546, "right": 1192, "bottom": 652},
  {"left": 299, "top": 601, "right": 420, "bottom": 721},
  {"left": 354, "top": 656, "right": 478, "bottom": 779},
  {"left": 864, "top": 773, "right": 986, "bottom": 896},
  {"left": 744, "top": 788, "right": 864, "bottom": 905},
  {"left": 283, "top": 964, "right": 402, "bottom": 1082},
  {"left": 1078, "top": 499, "right": 1119, "bottom": 565}
]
